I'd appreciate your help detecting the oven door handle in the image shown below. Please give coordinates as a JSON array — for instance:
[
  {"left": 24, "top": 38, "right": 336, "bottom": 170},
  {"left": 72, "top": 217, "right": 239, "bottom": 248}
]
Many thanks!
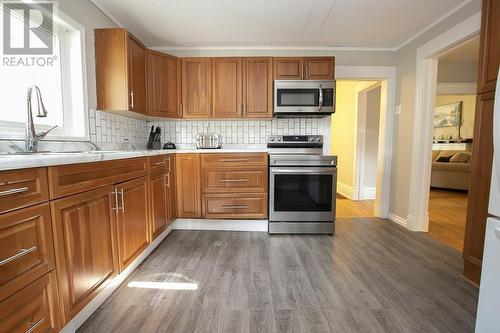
[{"left": 270, "top": 167, "right": 336, "bottom": 174}]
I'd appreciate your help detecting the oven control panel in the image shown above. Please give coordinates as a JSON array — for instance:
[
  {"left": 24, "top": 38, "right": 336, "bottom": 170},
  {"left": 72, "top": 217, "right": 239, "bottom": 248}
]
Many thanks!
[{"left": 267, "top": 135, "right": 323, "bottom": 145}]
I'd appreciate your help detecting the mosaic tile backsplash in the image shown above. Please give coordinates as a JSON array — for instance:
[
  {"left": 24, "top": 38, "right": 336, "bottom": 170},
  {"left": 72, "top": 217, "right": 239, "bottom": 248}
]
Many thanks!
[{"left": 148, "top": 117, "right": 328, "bottom": 146}]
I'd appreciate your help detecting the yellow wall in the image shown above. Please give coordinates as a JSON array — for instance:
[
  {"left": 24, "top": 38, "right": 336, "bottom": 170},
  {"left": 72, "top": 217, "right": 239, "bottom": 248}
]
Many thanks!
[{"left": 434, "top": 94, "right": 476, "bottom": 139}]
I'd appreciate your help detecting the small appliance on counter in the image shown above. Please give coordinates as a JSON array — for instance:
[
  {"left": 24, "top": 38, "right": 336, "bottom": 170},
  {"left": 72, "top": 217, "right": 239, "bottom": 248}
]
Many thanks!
[
  {"left": 196, "top": 133, "right": 222, "bottom": 149},
  {"left": 163, "top": 141, "right": 176, "bottom": 149},
  {"left": 147, "top": 126, "right": 162, "bottom": 149}
]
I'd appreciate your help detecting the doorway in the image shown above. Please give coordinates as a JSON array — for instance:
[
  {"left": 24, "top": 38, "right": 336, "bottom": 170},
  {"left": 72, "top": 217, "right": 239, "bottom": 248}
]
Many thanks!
[
  {"left": 332, "top": 80, "right": 382, "bottom": 218},
  {"left": 427, "top": 36, "right": 479, "bottom": 251}
]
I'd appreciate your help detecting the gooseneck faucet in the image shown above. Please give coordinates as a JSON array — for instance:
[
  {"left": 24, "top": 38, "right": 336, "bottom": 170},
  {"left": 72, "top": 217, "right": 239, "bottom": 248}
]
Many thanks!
[{"left": 26, "top": 85, "right": 57, "bottom": 152}]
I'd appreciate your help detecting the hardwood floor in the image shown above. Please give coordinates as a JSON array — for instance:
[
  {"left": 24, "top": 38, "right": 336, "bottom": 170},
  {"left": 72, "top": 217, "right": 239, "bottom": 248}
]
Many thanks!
[
  {"left": 336, "top": 194, "right": 374, "bottom": 218},
  {"left": 428, "top": 188, "right": 468, "bottom": 252},
  {"left": 78, "top": 219, "right": 478, "bottom": 333}
]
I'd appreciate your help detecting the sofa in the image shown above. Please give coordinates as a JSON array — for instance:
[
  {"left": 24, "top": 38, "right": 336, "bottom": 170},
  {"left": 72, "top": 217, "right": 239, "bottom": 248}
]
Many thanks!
[{"left": 430, "top": 150, "right": 472, "bottom": 190}]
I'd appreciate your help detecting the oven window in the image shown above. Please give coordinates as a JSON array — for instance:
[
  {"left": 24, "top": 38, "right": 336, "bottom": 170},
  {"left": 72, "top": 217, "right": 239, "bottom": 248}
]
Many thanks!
[
  {"left": 274, "top": 174, "right": 333, "bottom": 212},
  {"left": 277, "top": 89, "right": 318, "bottom": 107}
]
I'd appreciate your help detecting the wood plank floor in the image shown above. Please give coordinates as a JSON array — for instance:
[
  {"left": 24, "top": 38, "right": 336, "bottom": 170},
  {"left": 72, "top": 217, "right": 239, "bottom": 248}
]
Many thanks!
[
  {"left": 78, "top": 219, "right": 478, "bottom": 333},
  {"left": 336, "top": 195, "right": 374, "bottom": 218},
  {"left": 428, "top": 189, "right": 468, "bottom": 252}
]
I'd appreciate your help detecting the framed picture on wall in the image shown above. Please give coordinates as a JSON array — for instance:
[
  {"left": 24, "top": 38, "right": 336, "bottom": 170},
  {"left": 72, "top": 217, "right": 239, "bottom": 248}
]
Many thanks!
[{"left": 434, "top": 101, "right": 462, "bottom": 128}]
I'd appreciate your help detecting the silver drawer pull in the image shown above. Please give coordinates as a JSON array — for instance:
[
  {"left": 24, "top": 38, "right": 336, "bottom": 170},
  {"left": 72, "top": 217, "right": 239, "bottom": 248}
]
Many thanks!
[
  {"left": 154, "top": 161, "right": 165, "bottom": 166},
  {"left": 220, "top": 205, "right": 248, "bottom": 209},
  {"left": 0, "top": 246, "right": 37, "bottom": 266},
  {"left": 219, "top": 159, "right": 249, "bottom": 162},
  {"left": 220, "top": 179, "right": 248, "bottom": 183},
  {"left": 0, "top": 187, "right": 29, "bottom": 197},
  {"left": 25, "top": 318, "right": 45, "bottom": 333}
]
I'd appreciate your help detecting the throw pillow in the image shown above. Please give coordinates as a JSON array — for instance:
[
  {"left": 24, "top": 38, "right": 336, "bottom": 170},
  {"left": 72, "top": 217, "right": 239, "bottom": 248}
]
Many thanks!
[
  {"left": 436, "top": 155, "right": 452, "bottom": 162},
  {"left": 450, "top": 152, "right": 472, "bottom": 163}
]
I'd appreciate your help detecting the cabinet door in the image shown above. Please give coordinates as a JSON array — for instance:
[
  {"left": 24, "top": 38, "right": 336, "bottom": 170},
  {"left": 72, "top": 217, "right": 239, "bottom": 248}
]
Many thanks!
[
  {"left": 115, "top": 177, "right": 149, "bottom": 270},
  {"left": 243, "top": 57, "right": 273, "bottom": 118},
  {"left": 168, "top": 156, "right": 177, "bottom": 220},
  {"left": 0, "top": 271, "right": 61, "bottom": 333},
  {"left": 212, "top": 57, "right": 242, "bottom": 118},
  {"left": 0, "top": 204, "right": 54, "bottom": 302},
  {"left": 147, "top": 51, "right": 180, "bottom": 118},
  {"left": 304, "top": 57, "right": 335, "bottom": 80},
  {"left": 128, "top": 36, "right": 147, "bottom": 114},
  {"left": 273, "top": 57, "right": 304, "bottom": 80},
  {"left": 149, "top": 173, "right": 168, "bottom": 240},
  {"left": 50, "top": 186, "right": 118, "bottom": 323},
  {"left": 477, "top": 0, "right": 500, "bottom": 94},
  {"left": 175, "top": 154, "right": 201, "bottom": 218},
  {"left": 463, "top": 92, "right": 495, "bottom": 284},
  {"left": 182, "top": 58, "right": 212, "bottom": 118}
]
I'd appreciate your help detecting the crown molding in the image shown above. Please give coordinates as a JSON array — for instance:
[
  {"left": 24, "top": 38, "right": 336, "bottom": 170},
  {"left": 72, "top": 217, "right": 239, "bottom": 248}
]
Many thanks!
[{"left": 150, "top": 45, "right": 396, "bottom": 52}]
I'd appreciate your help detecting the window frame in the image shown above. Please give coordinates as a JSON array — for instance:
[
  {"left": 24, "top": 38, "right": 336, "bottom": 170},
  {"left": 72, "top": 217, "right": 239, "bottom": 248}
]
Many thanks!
[{"left": 0, "top": 8, "right": 89, "bottom": 142}]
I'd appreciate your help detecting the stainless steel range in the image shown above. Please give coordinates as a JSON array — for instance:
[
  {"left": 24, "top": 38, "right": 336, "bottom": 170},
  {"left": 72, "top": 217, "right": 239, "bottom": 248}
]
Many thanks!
[{"left": 267, "top": 135, "right": 337, "bottom": 235}]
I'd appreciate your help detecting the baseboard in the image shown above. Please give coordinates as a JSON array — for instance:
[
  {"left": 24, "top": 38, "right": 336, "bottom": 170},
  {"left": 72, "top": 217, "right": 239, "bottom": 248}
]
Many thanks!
[
  {"left": 60, "top": 226, "right": 173, "bottom": 333},
  {"left": 362, "top": 187, "right": 376, "bottom": 200},
  {"left": 388, "top": 212, "right": 408, "bottom": 228},
  {"left": 172, "top": 218, "right": 268, "bottom": 232},
  {"left": 337, "top": 182, "right": 355, "bottom": 200}
]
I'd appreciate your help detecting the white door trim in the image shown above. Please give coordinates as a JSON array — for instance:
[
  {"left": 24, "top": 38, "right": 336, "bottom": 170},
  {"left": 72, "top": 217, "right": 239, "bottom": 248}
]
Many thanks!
[
  {"left": 407, "top": 12, "right": 480, "bottom": 232},
  {"left": 336, "top": 66, "right": 396, "bottom": 218}
]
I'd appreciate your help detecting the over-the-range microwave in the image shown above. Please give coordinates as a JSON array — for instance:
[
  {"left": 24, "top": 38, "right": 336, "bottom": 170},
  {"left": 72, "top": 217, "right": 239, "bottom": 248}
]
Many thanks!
[{"left": 274, "top": 80, "right": 335, "bottom": 116}]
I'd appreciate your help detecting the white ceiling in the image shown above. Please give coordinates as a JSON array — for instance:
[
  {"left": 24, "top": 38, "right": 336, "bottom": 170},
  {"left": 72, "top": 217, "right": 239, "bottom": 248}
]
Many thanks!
[
  {"left": 438, "top": 35, "right": 480, "bottom": 62},
  {"left": 91, "top": 0, "right": 468, "bottom": 50}
]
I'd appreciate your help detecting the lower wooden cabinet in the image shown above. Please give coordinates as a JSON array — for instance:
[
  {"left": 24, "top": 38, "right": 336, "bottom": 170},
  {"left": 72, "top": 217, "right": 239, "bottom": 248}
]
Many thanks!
[
  {"left": 149, "top": 172, "right": 169, "bottom": 240},
  {"left": 175, "top": 154, "right": 201, "bottom": 218},
  {"left": 0, "top": 270, "right": 61, "bottom": 333},
  {"left": 115, "top": 177, "right": 150, "bottom": 270},
  {"left": 50, "top": 186, "right": 118, "bottom": 323},
  {"left": 0, "top": 203, "right": 55, "bottom": 302},
  {"left": 202, "top": 193, "right": 268, "bottom": 219}
]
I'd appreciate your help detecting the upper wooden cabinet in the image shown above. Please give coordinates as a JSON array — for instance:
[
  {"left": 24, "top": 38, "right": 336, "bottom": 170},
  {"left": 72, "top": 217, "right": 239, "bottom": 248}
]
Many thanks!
[
  {"left": 181, "top": 57, "right": 212, "bottom": 119},
  {"left": 477, "top": 0, "right": 500, "bottom": 95},
  {"left": 95, "top": 28, "right": 147, "bottom": 113},
  {"left": 212, "top": 57, "right": 243, "bottom": 118},
  {"left": 175, "top": 154, "right": 201, "bottom": 218},
  {"left": 243, "top": 57, "right": 273, "bottom": 118},
  {"left": 147, "top": 50, "right": 181, "bottom": 118},
  {"left": 274, "top": 57, "right": 334, "bottom": 80}
]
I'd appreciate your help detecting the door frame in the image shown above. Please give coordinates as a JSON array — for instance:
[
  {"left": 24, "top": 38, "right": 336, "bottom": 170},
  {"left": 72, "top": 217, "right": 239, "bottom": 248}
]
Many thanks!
[
  {"left": 407, "top": 12, "right": 481, "bottom": 231},
  {"left": 336, "top": 66, "right": 396, "bottom": 218}
]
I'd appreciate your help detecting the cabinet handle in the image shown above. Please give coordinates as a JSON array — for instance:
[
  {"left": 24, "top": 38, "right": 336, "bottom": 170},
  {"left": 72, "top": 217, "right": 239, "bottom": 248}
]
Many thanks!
[
  {"left": 120, "top": 189, "right": 125, "bottom": 213},
  {"left": 25, "top": 318, "right": 45, "bottom": 333},
  {"left": 305, "top": 65, "right": 309, "bottom": 79},
  {"left": 220, "top": 179, "right": 248, "bottom": 183},
  {"left": 112, "top": 189, "right": 119, "bottom": 212},
  {"left": 219, "top": 158, "right": 249, "bottom": 162},
  {"left": 179, "top": 103, "right": 183, "bottom": 116},
  {"left": 220, "top": 204, "right": 248, "bottom": 209},
  {"left": 154, "top": 161, "right": 165, "bottom": 166},
  {"left": 0, "top": 246, "right": 37, "bottom": 266},
  {"left": 165, "top": 174, "right": 170, "bottom": 187},
  {"left": 0, "top": 186, "right": 28, "bottom": 197},
  {"left": 130, "top": 92, "right": 135, "bottom": 109},
  {"left": 243, "top": 103, "right": 246, "bottom": 115}
]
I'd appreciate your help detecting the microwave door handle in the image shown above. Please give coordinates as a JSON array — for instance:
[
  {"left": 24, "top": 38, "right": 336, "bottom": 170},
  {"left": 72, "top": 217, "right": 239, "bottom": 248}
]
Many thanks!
[{"left": 319, "top": 84, "right": 324, "bottom": 110}]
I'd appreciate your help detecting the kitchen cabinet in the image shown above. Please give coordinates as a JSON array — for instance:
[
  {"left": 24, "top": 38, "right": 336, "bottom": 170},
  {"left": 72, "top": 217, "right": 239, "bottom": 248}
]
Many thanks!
[
  {"left": 212, "top": 57, "right": 243, "bottom": 118},
  {"left": 149, "top": 172, "right": 168, "bottom": 240},
  {"left": 202, "top": 193, "right": 268, "bottom": 219},
  {"left": 181, "top": 57, "right": 212, "bottom": 119},
  {"left": 274, "top": 57, "right": 334, "bottom": 80},
  {"left": 50, "top": 186, "right": 118, "bottom": 323},
  {"left": 147, "top": 50, "right": 181, "bottom": 118},
  {"left": 243, "top": 57, "right": 273, "bottom": 118},
  {"left": 0, "top": 271, "right": 61, "bottom": 333},
  {"left": 175, "top": 154, "right": 201, "bottom": 218},
  {"left": 95, "top": 28, "right": 147, "bottom": 114},
  {"left": 115, "top": 177, "right": 150, "bottom": 270},
  {"left": 0, "top": 204, "right": 54, "bottom": 302},
  {"left": 476, "top": 0, "right": 499, "bottom": 95},
  {"left": 0, "top": 167, "right": 49, "bottom": 214}
]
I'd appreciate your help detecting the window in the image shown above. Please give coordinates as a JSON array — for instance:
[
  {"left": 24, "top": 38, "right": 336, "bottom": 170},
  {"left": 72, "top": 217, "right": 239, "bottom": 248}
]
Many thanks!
[{"left": 0, "top": 4, "right": 88, "bottom": 140}]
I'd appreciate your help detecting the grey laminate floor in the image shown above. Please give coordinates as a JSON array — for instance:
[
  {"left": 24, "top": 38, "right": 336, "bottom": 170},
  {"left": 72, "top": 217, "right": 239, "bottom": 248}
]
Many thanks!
[{"left": 78, "top": 218, "right": 478, "bottom": 333}]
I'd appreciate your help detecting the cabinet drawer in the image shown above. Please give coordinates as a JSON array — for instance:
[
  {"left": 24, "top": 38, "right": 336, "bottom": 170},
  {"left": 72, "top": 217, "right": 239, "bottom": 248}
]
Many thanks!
[
  {"left": 148, "top": 155, "right": 171, "bottom": 174},
  {"left": 202, "top": 193, "right": 268, "bottom": 219},
  {"left": 0, "top": 270, "right": 60, "bottom": 333},
  {"left": 201, "top": 153, "right": 268, "bottom": 168},
  {"left": 48, "top": 157, "right": 147, "bottom": 198},
  {"left": 0, "top": 204, "right": 54, "bottom": 302},
  {"left": 202, "top": 168, "right": 267, "bottom": 193},
  {"left": 0, "top": 168, "right": 49, "bottom": 214}
]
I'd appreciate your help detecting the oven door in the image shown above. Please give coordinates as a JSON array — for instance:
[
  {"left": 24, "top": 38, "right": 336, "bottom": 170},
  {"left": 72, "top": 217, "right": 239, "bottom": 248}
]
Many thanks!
[{"left": 269, "top": 167, "right": 337, "bottom": 222}]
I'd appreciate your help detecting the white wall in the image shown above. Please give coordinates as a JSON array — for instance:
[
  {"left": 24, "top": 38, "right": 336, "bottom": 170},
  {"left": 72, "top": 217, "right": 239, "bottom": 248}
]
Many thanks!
[
  {"left": 437, "top": 61, "right": 478, "bottom": 83},
  {"left": 364, "top": 86, "right": 381, "bottom": 188},
  {"left": 390, "top": 0, "right": 481, "bottom": 219}
]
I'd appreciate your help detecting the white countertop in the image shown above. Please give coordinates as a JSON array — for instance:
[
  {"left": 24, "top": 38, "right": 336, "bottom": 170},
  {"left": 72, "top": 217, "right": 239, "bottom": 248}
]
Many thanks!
[{"left": 0, "top": 147, "right": 270, "bottom": 171}]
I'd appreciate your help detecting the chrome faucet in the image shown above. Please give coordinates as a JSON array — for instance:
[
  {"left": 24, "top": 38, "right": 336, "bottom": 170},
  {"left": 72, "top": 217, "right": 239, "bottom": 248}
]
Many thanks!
[{"left": 26, "top": 85, "right": 57, "bottom": 152}]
